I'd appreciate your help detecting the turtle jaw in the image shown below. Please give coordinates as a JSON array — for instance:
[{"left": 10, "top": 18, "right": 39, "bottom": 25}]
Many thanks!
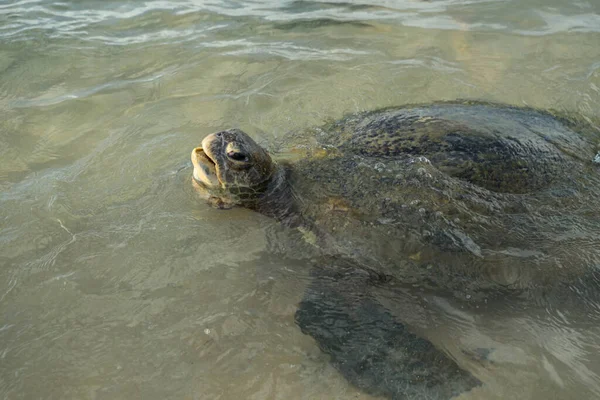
[{"left": 191, "top": 146, "right": 220, "bottom": 188}]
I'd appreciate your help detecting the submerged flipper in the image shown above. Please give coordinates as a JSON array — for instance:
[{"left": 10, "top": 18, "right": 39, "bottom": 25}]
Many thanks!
[{"left": 295, "top": 261, "right": 481, "bottom": 400}]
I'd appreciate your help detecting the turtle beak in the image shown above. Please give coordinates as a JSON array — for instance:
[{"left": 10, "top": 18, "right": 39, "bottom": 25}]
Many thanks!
[{"left": 191, "top": 146, "right": 220, "bottom": 187}]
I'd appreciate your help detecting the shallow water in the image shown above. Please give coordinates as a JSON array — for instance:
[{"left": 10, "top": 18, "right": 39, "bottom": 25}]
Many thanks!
[{"left": 1, "top": 0, "right": 600, "bottom": 399}]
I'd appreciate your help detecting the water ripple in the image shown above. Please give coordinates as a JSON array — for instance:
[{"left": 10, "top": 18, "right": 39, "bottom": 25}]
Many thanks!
[
  {"left": 1, "top": 0, "right": 599, "bottom": 44},
  {"left": 221, "top": 40, "right": 373, "bottom": 60},
  {"left": 8, "top": 68, "right": 175, "bottom": 108}
]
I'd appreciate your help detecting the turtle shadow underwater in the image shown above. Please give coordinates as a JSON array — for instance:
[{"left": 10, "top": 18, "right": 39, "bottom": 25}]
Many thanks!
[{"left": 190, "top": 101, "right": 600, "bottom": 399}]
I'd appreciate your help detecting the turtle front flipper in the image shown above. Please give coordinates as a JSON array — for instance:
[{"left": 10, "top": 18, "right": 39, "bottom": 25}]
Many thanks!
[{"left": 295, "top": 260, "right": 481, "bottom": 400}]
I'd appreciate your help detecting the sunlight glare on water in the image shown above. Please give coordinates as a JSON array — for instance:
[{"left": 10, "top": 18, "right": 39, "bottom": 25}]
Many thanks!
[{"left": 1, "top": 0, "right": 600, "bottom": 399}]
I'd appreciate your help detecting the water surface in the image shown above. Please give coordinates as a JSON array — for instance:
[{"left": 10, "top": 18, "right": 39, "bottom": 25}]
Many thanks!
[{"left": 1, "top": 0, "right": 600, "bottom": 399}]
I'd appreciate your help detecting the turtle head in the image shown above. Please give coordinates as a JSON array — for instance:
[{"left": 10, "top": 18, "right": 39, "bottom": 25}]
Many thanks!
[{"left": 191, "top": 129, "right": 277, "bottom": 207}]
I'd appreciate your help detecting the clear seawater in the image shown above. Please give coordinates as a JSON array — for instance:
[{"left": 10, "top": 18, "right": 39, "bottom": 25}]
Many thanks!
[{"left": 1, "top": 1, "right": 599, "bottom": 399}]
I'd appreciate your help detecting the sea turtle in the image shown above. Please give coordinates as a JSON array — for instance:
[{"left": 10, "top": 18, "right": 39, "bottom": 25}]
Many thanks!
[{"left": 190, "top": 101, "right": 600, "bottom": 399}]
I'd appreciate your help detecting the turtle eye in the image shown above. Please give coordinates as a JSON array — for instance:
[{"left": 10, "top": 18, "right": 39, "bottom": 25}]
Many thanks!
[{"left": 227, "top": 151, "right": 248, "bottom": 162}]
